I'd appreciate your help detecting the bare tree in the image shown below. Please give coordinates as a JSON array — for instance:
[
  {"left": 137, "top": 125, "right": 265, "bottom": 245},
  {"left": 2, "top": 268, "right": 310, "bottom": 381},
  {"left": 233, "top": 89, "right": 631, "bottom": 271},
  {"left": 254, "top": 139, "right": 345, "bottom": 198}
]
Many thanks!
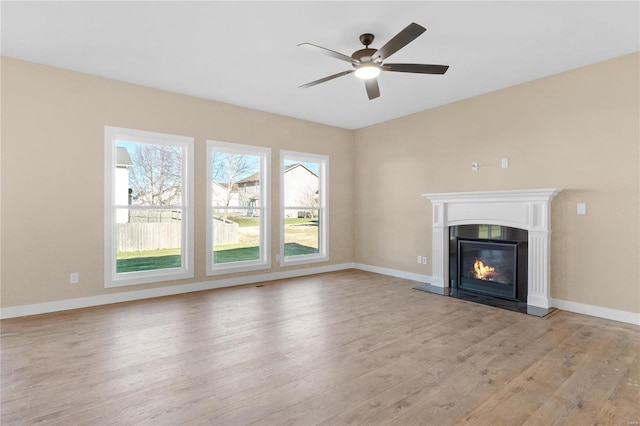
[
  {"left": 296, "top": 185, "right": 319, "bottom": 218},
  {"left": 211, "top": 152, "right": 257, "bottom": 218},
  {"left": 129, "top": 144, "right": 182, "bottom": 206}
]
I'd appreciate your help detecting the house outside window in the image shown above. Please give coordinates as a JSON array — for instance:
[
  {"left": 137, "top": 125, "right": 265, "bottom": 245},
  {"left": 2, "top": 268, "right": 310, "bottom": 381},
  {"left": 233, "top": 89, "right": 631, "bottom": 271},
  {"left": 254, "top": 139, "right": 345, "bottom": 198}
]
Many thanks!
[
  {"left": 115, "top": 147, "right": 133, "bottom": 224},
  {"left": 280, "top": 150, "right": 328, "bottom": 266},
  {"left": 207, "top": 140, "right": 270, "bottom": 275},
  {"left": 104, "top": 126, "right": 194, "bottom": 287}
]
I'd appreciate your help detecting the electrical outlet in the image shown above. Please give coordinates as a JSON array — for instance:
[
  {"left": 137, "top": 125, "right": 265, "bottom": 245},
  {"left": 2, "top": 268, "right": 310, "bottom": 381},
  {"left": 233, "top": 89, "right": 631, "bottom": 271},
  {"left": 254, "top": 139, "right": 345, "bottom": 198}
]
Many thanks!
[
  {"left": 577, "top": 203, "right": 587, "bottom": 215},
  {"left": 422, "top": 256, "right": 427, "bottom": 265},
  {"left": 471, "top": 161, "right": 479, "bottom": 172},
  {"left": 417, "top": 255, "right": 422, "bottom": 264},
  {"left": 70, "top": 272, "right": 79, "bottom": 284},
  {"left": 501, "top": 158, "right": 509, "bottom": 169}
]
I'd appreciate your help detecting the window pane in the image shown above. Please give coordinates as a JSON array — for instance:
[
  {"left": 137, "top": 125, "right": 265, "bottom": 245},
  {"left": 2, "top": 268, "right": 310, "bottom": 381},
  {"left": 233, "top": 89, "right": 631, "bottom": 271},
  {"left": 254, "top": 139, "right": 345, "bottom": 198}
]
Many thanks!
[
  {"left": 106, "top": 126, "right": 194, "bottom": 287},
  {"left": 212, "top": 209, "right": 261, "bottom": 264},
  {"left": 207, "top": 141, "right": 270, "bottom": 275},
  {"left": 116, "top": 208, "right": 182, "bottom": 273},
  {"left": 211, "top": 152, "right": 261, "bottom": 208},
  {"left": 282, "top": 153, "right": 326, "bottom": 264},
  {"left": 283, "top": 161, "right": 319, "bottom": 208},
  {"left": 284, "top": 209, "right": 319, "bottom": 256},
  {"left": 116, "top": 141, "right": 183, "bottom": 207}
]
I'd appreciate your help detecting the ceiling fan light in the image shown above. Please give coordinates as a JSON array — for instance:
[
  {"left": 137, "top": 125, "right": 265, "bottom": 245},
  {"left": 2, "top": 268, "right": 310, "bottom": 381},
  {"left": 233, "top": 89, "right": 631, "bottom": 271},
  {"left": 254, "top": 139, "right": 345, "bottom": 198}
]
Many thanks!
[{"left": 355, "top": 64, "right": 380, "bottom": 80}]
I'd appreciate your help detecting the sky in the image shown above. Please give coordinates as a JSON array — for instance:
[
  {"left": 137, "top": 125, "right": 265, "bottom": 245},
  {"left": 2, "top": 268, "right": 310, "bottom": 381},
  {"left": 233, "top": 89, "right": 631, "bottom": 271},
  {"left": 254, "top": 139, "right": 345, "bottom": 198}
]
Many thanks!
[{"left": 117, "top": 140, "right": 320, "bottom": 183}]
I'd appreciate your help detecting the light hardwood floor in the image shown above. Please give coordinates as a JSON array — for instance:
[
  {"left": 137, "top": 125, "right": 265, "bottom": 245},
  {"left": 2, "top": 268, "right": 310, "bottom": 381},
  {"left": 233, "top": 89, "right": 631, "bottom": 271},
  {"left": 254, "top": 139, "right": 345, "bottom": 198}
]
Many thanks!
[{"left": 1, "top": 270, "right": 638, "bottom": 425}]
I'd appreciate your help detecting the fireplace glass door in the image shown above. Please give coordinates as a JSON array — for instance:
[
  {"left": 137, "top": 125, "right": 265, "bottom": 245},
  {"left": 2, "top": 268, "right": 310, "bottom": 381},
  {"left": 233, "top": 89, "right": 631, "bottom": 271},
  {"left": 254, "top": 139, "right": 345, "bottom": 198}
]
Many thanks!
[{"left": 457, "top": 238, "right": 518, "bottom": 300}]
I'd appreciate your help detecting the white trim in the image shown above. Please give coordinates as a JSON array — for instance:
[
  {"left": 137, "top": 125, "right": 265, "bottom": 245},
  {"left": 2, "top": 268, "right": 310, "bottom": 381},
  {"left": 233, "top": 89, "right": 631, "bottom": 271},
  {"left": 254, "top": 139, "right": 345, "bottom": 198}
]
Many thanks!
[
  {"left": 2, "top": 264, "right": 638, "bottom": 326},
  {"left": 104, "top": 126, "right": 195, "bottom": 288},
  {"left": 423, "top": 188, "right": 562, "bottom": 309},
  {"left": 551, "top": 298, "right": 640, "bottom": 326},
  {"left": 280, "top": 150, "right": 329, "bottom": 267},
  {"left": 355, "top": 263, "right": 639, "bottom": 326},
  {"left": 422, "top": 188, "right": 564, "bottom": 206},
  {"left": 0, "top": 263, "right": 354, "bottom": 320},
  {"left": 206, "top": 140, "right": 271, "bottom": 275},
  {"left": 354, "top": 263, "right": 433, "bottom": 284}
]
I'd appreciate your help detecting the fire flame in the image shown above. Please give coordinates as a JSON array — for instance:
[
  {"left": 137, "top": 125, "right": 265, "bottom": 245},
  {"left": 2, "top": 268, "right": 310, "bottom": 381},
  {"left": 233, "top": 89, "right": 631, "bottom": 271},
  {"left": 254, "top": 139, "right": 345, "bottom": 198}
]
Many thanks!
[{"left": 473, "top": 258, "right": 496, "bottom": 280}]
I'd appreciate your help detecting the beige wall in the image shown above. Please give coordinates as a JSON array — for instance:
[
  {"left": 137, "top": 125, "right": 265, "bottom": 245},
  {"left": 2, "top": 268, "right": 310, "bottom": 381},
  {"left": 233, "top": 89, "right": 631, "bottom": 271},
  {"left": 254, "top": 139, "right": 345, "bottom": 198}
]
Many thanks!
[
  {"left": 0, "top": 57, "right": 353, "bottom": 307},
  {"left": 2, "top": 53, "right": 639, "bottom": 316},
  {"left": 354, "top": 52, "right": 640, "bottom": 314}
]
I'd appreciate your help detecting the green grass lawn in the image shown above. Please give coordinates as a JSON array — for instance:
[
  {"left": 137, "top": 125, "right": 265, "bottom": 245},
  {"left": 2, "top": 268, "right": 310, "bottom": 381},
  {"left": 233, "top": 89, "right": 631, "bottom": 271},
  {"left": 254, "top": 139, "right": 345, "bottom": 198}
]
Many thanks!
[
  {"left": 116, "top": 248, "right": 181, "bottom": 273},
  {"left": 116, "top": 243, "right": 318, "bottom": 272},
  {"left": 285, "top": 218, "right": 318, "bottom": 226},
  {"left": 283, "top": 243, "right": 319, "bottom": 256},
  {"left": 214, "top": 246, "right": 259, "bottom": 263}
]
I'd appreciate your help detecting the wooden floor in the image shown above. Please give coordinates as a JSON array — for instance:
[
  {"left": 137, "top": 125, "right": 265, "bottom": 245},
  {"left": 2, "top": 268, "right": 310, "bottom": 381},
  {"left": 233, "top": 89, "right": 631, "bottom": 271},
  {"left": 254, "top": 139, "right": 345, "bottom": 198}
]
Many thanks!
[{"left": 1, "top": 270, "right": 639, "bottom": 425}]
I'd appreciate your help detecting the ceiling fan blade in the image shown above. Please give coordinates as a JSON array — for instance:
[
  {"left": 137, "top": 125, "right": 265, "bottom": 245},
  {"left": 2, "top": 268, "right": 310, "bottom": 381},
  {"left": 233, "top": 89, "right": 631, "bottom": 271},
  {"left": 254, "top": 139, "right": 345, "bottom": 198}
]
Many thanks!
[
  {"left": 373, "top": 22, "right": 426, "bottom": 62},
  {"left": 382, "top": 63, "right": 449, "bottom": 74},
  {"left": 299, "top": 70, "right": 355, "bottom": 89},
  {"left": 364, "top": 78, "right": 380, "bottom": 100},
  {"left": 298, "top": 42, "right": 359, "bottom": 64}
]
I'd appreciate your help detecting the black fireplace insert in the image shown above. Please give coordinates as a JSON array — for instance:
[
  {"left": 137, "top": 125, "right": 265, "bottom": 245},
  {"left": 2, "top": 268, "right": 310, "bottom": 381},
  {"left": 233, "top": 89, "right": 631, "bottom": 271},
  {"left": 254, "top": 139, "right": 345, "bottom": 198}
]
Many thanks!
[
  {"left": 458, "top": 238, "right": 518, "bottom": 300},
  {"left": 450, "top": 224, "right": 529, "bottom": 304}
]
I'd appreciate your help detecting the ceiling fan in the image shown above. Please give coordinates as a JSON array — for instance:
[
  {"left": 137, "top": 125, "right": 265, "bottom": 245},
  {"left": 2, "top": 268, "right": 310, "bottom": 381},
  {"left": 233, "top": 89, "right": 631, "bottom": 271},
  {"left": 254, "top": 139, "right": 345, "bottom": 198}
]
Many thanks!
[{"left": 298, "top": 22, "right": 449, "bottom": 100}]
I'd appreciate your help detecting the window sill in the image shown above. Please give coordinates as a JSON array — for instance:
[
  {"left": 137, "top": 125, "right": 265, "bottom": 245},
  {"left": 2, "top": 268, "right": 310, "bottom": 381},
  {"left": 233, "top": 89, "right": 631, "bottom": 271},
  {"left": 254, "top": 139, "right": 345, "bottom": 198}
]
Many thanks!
[
  {"left": 207, "top": 261, "right": 271, "bottom": 276},
  {"left": 279, "top": 254, "right": 328, "bottom": 268},
  {"left": 105, "top": 269, "right": 193, "bottom": 288}
]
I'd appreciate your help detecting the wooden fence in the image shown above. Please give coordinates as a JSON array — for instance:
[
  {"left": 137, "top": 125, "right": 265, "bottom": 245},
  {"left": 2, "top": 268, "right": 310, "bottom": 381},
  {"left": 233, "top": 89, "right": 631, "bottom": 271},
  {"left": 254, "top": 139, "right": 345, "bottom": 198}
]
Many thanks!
[
  {"left": 117, "top": 223, "right": 181, "bottom": 252},
  {"left": 212, "top": 219, "right": 239, "bottom": 247},
  {"left": 117, "top": 220, "right": 239, "bottom": 252}
]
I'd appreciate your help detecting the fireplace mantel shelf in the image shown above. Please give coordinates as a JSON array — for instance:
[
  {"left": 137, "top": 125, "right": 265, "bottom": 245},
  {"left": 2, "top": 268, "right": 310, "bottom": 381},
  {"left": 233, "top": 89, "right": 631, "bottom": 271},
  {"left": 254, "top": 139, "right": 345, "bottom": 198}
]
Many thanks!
[
  {"left": 422, "top": 188, "right": 562, "bottom": 310},
  {"left": 423, "top": 188, "right": 563, "bottom": 204}
]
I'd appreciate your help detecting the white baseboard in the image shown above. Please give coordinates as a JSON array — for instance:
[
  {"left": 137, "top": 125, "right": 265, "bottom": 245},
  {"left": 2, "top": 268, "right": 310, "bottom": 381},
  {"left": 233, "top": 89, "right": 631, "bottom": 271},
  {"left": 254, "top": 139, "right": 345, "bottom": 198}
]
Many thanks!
[
  {"left": 354, "top": 263, "right": 639, "bottom": 326},
  {"left": 0, "top": 263, "right": 354, "bottom": 319},
  {"left": 2, "top": 263, "right": 638, "bottom": 326},
  {"left": 551, "top": 298, "right": 640, "bottom": 326},
  {"left": 353, "top": 263, "right": 433, "bottom": 284}
]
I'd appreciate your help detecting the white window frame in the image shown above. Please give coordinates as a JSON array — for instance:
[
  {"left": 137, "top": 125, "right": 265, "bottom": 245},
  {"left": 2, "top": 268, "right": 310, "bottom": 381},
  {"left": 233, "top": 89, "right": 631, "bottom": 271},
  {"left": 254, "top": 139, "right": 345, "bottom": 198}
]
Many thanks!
[
  {"left": 280, "top": 150, "right": 329, "bottom": 266},
  {"left": 206, "top": 140, "right": 271, "bottom": 275},
  {"left": 104, "top": 126, "right": 194, "bottom": 288}
]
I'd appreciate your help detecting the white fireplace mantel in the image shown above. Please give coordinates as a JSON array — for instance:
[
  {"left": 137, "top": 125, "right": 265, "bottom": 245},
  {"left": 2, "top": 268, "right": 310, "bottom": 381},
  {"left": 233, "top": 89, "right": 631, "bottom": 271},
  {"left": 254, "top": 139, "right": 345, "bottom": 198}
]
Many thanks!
[{"left": 422, "top": 188, "right": 562, "bottom": 309}]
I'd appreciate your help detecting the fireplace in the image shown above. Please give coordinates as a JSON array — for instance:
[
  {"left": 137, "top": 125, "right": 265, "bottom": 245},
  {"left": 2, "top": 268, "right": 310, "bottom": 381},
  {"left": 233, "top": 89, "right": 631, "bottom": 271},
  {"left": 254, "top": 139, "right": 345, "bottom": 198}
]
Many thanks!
[
  {"left": 450, "top": 224, "right": 529, "bottom": 306},
  {"left": 458, "top": 238, "right": 518, "bottom": 299},
  {"left": 419, "top": 189, "right": 562, "bottom": 316}
]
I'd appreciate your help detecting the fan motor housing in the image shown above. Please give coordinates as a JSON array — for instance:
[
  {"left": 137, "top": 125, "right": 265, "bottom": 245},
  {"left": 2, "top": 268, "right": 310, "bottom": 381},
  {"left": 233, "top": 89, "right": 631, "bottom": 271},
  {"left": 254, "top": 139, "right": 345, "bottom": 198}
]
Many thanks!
[{"left": 351, "top": 48, "right": 379, "bottom": 66}]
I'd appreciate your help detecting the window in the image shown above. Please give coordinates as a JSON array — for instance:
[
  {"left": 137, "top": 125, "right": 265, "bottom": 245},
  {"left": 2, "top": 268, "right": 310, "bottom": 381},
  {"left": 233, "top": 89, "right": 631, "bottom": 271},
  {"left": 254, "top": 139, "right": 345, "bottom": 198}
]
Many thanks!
[
  {"left": 280, "top": 151, "right": 328, "bottom": 266},
  {"left": 207, "top": 141, "right": 270, "bottom": 275},
  {"left": 104, "top": 126, "right": 194, "bottom": 287}
]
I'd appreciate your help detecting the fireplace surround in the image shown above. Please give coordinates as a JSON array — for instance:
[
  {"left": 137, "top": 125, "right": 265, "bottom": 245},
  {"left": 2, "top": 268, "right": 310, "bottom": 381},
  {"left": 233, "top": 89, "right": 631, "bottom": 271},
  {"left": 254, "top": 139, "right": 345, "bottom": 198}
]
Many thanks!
[
  {"left": 419, "top": 188, "right": 562, "bottom": 316},
  {"left": 457, "top": 232, "right": 519, "bottom": 300}
]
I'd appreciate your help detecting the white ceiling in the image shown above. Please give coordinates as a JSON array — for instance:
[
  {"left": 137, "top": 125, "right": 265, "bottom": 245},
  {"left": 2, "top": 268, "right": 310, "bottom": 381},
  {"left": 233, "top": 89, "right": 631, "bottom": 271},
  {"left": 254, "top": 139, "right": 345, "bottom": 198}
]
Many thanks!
[{"left": 2, "top": 1, "right": 638, "bottom": 129}]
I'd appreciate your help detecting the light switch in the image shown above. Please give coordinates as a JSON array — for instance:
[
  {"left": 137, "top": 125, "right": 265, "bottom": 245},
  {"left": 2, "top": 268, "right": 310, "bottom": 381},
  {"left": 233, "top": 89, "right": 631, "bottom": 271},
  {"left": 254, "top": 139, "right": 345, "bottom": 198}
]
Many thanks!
[{"left": 577, "top": 203, "right": 587, "bottom": 215}]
